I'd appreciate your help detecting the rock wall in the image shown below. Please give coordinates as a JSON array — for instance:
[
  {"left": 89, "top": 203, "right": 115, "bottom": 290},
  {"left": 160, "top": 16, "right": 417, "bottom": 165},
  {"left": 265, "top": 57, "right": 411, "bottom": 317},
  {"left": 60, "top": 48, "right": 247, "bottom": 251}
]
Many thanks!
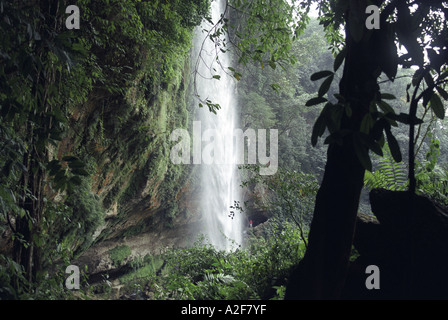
[
  {"left": 60, "top": 39, "right": 204, "bottom": 276},
  {"left": 345, "top": 188, "right": 448, "bottom": 299}
]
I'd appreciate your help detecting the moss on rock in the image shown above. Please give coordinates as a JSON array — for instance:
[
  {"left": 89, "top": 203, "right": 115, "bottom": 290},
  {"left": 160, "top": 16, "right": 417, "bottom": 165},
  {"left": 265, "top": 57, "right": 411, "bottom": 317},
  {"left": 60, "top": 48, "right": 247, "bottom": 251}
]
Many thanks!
[{"left": 108, "top": 245, "right": 132, "bottom": 267}]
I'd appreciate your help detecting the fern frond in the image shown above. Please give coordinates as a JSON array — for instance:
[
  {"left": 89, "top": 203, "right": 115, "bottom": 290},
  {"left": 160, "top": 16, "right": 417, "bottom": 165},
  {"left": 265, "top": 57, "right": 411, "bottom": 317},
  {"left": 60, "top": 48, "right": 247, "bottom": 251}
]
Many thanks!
[{"left": 364, "top": 143, "right": 408, "bottom": 191}]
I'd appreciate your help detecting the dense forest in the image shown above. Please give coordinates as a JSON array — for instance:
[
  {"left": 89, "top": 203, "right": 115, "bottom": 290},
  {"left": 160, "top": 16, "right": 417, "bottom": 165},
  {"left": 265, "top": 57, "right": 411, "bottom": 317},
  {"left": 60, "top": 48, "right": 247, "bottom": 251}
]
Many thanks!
[{"left": 1, "top": 0, "right": 448, "bottom": 302}]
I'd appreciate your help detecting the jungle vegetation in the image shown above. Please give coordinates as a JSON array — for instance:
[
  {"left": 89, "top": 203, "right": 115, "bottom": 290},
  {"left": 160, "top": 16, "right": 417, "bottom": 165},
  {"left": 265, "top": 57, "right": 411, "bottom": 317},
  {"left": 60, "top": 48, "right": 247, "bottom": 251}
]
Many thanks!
[{"left": 1, "top": 0, "right": 448, "bottom": 301}]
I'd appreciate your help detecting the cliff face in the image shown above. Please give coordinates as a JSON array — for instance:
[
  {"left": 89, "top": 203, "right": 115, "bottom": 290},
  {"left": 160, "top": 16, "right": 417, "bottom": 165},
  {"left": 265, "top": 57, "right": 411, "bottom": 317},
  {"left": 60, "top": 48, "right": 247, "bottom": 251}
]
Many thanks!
[
  {"left": 68, "top": 53, "right": 202, "bottom": 274},
  {"left": 0, "top": 0, "right": 211, "bottom": 285},
  {"left": 68, "top": 54, "right": 201, "bottom": 272},
  {"left": 70, "top": 30, "right": 232, "bottom": 275},
  {"left": 55, "top": 2, "right": 209, "bottom": 275}
]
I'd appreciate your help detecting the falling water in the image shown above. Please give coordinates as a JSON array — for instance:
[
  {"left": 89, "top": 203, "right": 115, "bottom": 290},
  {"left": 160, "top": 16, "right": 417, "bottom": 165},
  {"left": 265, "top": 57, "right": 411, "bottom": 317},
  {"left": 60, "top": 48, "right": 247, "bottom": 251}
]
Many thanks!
[{"left": 192, "top": 0, "right": 244, "bottom": 251}]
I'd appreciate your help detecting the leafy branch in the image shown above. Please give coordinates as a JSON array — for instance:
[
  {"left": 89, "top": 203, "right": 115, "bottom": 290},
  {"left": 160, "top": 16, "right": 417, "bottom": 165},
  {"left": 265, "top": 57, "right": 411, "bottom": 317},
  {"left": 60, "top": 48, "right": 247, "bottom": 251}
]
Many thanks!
[
  {"left": 364, "top": 143, "right": 408, "bottom": 192},
  {"left": 407, "top": 67, "right": 448, "bottom": 193}
]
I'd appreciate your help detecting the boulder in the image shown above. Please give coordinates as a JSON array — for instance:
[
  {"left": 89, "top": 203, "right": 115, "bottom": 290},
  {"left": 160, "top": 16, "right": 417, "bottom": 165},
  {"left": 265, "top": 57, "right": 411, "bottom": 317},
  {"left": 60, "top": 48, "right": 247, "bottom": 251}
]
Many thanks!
[{"left": 346, "top": 188, "right": 448, "bottom": 299}]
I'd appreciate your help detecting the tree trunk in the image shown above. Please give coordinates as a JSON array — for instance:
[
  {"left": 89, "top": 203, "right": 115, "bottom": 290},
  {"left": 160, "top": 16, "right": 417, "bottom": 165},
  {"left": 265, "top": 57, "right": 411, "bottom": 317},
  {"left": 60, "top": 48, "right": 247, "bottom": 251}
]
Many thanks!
[
  {"left": 285, "top": 4, "right": 382, "bottom": 299},
  {"left": 285, "top": 143, "right": 366, "bottom": 299}
]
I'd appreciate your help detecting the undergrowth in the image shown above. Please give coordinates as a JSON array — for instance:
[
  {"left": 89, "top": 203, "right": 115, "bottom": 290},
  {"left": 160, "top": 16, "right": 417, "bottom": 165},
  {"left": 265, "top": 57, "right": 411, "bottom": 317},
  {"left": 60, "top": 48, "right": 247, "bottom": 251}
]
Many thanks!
[{"left": 100, "top": 221, "right": 306, "bottom": 300}]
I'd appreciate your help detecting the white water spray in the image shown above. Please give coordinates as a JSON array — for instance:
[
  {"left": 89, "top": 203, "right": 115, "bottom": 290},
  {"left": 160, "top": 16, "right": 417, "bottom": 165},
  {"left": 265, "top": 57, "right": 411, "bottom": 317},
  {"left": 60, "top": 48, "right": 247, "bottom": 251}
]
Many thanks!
[{"left": 192, "top": 0, "right": 244, "bottom": 251}]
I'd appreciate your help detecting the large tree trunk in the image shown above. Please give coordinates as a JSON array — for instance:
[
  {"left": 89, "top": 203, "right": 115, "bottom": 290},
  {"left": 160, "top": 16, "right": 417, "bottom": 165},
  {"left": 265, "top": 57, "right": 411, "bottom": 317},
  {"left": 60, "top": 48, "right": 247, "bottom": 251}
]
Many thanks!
[
  {"left": 285, "top": 4, "right": 382, "bottom": 299},
  {"left": 285, "top": 143, "right": 366, "bottom": 299}
]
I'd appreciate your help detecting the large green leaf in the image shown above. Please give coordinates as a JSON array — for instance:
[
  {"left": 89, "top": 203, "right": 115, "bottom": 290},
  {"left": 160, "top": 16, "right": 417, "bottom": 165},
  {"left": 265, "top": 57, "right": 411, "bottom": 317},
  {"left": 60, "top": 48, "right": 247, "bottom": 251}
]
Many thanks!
[
  {"left": 430, "top": 93, "right": 445, "bottom": 119},
  {"left": 353, "top": 133, "right": 372, "bottom": 172},
  {"left": 360, "top": 113, "right": 374, "bottom": 134},
  {"left": 377, "top": 100, "right": 395, "bottom": 115},
  {"left": 381, "top": 93, "right": 396, "bottom": 100},
  {"left": 358, "top": 132, "right": 383, "bottom": 157},
  {"left": 311, "top": 115, "right": 326, "bottom": 147},
  {"left": 310, "top": 70, "right": 334, "bottom": 81},
  {"left": 385, "top": 126, "right": 402, "bottom": 163},
  {"left": 333, "top": 48, "right": 346, "bottom": 72},
  {"left": 387, "top": 112, "right": 423, "bottom": 125},
  {"left": 318, "top": 75, "right": 334, "bottom": 97},
  {"left": 436, "top": 86, "right": 448, "bottom": 101},
  {"left": 306, "top": 97, "right": 327, "bottom": 107},
  {"left": 377, "top": 25, "right": 398, "bottom": 80}
]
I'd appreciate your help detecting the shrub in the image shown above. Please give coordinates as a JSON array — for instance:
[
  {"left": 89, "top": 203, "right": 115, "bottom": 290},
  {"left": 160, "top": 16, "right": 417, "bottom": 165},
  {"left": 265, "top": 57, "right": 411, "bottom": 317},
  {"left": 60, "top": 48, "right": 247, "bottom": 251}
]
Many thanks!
[
  {"left": 148, "top": 224, "right": 306, "bottom": 300},
  {"left": 108, "top": 245, "right": 132, "bottom": 267}
]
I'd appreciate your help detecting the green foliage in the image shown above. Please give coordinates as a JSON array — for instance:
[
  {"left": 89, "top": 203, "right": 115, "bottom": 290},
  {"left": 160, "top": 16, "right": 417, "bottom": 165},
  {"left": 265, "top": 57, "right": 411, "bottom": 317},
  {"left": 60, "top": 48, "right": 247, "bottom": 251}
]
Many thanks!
[
  {"left": 364, "top": 144, "right": 408, "bottom": 192},
  {"left": 0, "top": 254, "right": 28, "bottom": 299},
  {"left": 307, "top": 69, "right": 409, "bottom": 172},
  {"left": 240, "top": 92, "right": 277, "bottom": 130},
  {"left": 147, "top": 224, "right": 305, "bottom": 300},
  {"left": 0, "top": 0, "right": 96, "bottom": 288},
  {"left": 47, "top": 156, "right": 90, "bottom": 193},
  {"left": 194, "top": 0, "right": 310, "bottom": 111},
  {"left": 241, "top": 166, "right": 319, "bottom": 248},
  {"left": 364, "top": 133, "right": 448, "bottom": 207},
  {"left": 305, "top": 1, "right": 448, "bottom": 185},
  {"left": 236, "top": 18, "right": 330, "bottom": 175},
  {"left": 415, "top": 133, "right": 448, "bottom": 206},
  {"left": 108, "top": 245, "right": 132, "bottom": 267},
  {"left": 0, "top": 0, "right": 209, "bottom": 296},
  {"left": 228, "top": 0, "right": 309, "bottom": 68},
  {"left": 120, "top": 254, "right": 165, "bottom": 285},
  {"left": 0, "top": 254, "right": 87, "bottom": 300},
  {"left": 416, "top": 166, "right": 448, "bottom": 206},
  {"left": 65, "top": 180, "right": 105, "bottom": 256}
]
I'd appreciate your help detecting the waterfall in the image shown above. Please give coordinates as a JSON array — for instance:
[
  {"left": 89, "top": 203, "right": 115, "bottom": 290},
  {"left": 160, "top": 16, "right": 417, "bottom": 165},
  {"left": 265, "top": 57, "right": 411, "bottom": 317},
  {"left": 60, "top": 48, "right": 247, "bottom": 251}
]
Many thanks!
[{"left": 192, "top": 0, "right": 244, "bottom": 251}]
